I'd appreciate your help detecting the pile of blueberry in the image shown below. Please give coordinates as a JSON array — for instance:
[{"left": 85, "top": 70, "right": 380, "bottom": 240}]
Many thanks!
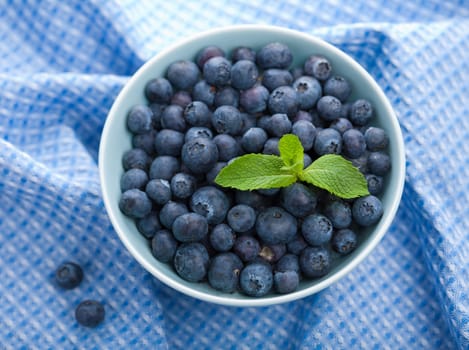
[{"left": 118, "top": 42, "right": 390, "bottom": 297}]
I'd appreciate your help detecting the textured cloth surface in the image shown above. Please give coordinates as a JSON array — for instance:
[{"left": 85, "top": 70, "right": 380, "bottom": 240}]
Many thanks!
[{"left": 1, "top": 1, "right": 469, "bottom": 349}]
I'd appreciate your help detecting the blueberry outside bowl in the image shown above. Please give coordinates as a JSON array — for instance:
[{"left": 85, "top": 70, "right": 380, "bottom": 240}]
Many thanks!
[{"left": 99, "top": 25, "right": 406, "bottom": 307}]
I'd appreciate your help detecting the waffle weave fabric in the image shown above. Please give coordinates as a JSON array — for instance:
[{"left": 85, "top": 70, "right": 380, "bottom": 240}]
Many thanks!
[{"left": 0, "top": 1, "right": 468, "bottom": 349}]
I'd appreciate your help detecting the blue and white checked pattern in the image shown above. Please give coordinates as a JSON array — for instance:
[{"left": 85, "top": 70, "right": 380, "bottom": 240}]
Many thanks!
[{"left": 1, "top": 0, "right": 468, "bottom": 349}]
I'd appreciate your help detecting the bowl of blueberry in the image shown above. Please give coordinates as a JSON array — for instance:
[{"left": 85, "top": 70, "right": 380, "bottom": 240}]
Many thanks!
[{"left": 99, "top": 25, "right": 405, "bottom": 306}]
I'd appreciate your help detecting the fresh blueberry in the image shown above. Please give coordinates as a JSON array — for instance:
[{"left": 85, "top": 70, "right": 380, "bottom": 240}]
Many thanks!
[
  {"left": 313, "top": 128, "right": 342, "bottom": 155},
  {"left": 206, "top": 161, "right": 227, "bottom": 186},
  {"left": 240, "top": 112, "right": 258, "bottom": 134},
  {"left": 170, "top": 172, "right": 196, "bottom": 199},
  {"left": 351, "top": 152, "right": 370, "bottom": 174},
  {"left": 159, "top": 201, "right": 188, "bottom": 229},
  {"left": 231, "top": 46, "right": 256, "bottom": 63},
  {"left": 151, "top": 229, "right": 178, "bottom": 263},
  {"left": 55, "top": 262, "right": 83, "bottom": 289},
  {"left": 256, "top": 115, "right": 271, "bottom": 130},
  {"left": 310, "top": 110, "right": 327, "bottom": 128},
  {"left": 160, "top": 104, "right": 186, "bottom": 132},
  {"left": 330, "top": 117, "right": 353, "bottom": 134},
  {"left": 172, "top": 212, "right": 209, "bottom": 243},
  {"left": 190, "top": 186, "right": 231, "bottom": 225},
  {"left": 148, "top": 102, "right": 165, "bottom": 129},
  {"left": 192, "top": 80, "right": 216, "bottom": 107},
  {"left": 174, "top": 242, "right": 209, "bottom": 282},
  {"left": 233, "top": 235, "right": 261, "bottom": 262},
  {"left": 235, "top": 190, "right": 272, "bottom": 211},
  {"left": 181, "top": 137, "right": 219, "bottom": 174},
  {"left": 268, "top": 85, "right": 299, "bottom": 117},
  {"left": 256, "top": 206, "right": 297, "bottom": 245},
  {"left": 303, "top": 153, "right": 313, "bottom": 167},
  {"left": 120, "top": 168, "right": 148, "bottom": 192},
  {"left": 303, "top": 55, "right": 332, "bottom": 81},
  {"left": 332, "top": 229, "right": 357, "bottom": 255},
  {"left": 342, "top": 128, "right": 366, "bottom": 159},
  {"left": 259, "top": 244, "right": 286, "bottom": 264},
  {"left": 184, "top": 101, "right": 212, "bottom": 127},
  {"left": 292, "top": 120, "right": 316, "bottom": 151},
  {"left": 231, "top": 60, "right": 259, "bottom": 90},
  {"left": 136, "top": 211, "right": 161, "bottom": 239},
  {"left": 241, "top": 127, "right": 268, "bottom": 153},
  {"left": 126, "top": 105, "right": 153, "bottom": 134},
  {"left": 292, "top": 76, "right": 322, "bottom": 110},
  {"left": 262, "top": 137, "right": 280, "bottom": 155},
  {"left": 290, "top": 66, "right": 304, "bottom": 80},
  {"left": 340, "top": 102, "right": 352, "bottom": 119},
  {"left": 299, "top": 246, "right": 331, "bottom": 278},
  {"left": 257, "top": 188, "right": 280, "bottom": 197},
  {"left": 368, "top": 151, "right": 391, "bottom": 175},
  {"left": 171, "top": 90, "right": 192, "bottom": 108},
  {"left": 184, "top": 126, "right": 213, "bottom": 143},
  {"left": 239, "top": 85, "right": 270, "bottom": 114},
  {"left": 210, "top": 223, "right": 236, "bottom": 252},
  {"left": 145, "top": 179, "right": 171, "bottom": 205},
  {"left": 364, "top": 127, "right": 389, "bottom": 151},
  {"left": 214, "top": 86, "right": 239, "bottom": 108},
  {"left": 211, "top": 105, "right": 243, "bottom": 135},
  {"left": 149, "top": 156, "right": 180, "bottom": 180},
  {"left": 352, "top": 195, "right": 383, "bottom": 226},
  {"left": 274, "top": 270, "right": 299, "bottom": 294},
  {"left": 323, "top": 75, "right": 351, "bottom": 102},
  {"left": 280, "top": 183, "right": 317, "bottom": 218},
  {"left": 132, "top": 130, "right": 157, "bottom": 156},
  {"left": 239, "top": 262, "right": 273, "bottom": 297},
  {"left": 266, "top": 113, "right": 292, "bottom": 137},
  {"left": 145, "top": 77, "right": 173, "bottom": 104},
  {"left": 227, "top": 204, "right": 256, "bottom": 233},
  {"left": 317, "top": 95, "right": 342, "bottom": 121},
  {"left": 75, "top": 300, "right": 105, "bottom": 328},
  {"left": 275, "top": 253, "right": 300, "bottom": 274},
  {"left": 154, "top": 129, "right": 184, "bottom": 156},
  {"left": 203, "top": 56, "right": 232, "bottom": 87},
  {"left": 350, "top": 99, "right": 373, "bottom": 126},
  {"left": 286, "top": 234, "right": 308, "bottom": 255},
  {"left": 262, "top": 69, "right": 293, "bottom": 92},
  {"left": 323, "top": 199, "right": 352, "bottom": 229},
  {"left": 208, "top": 252, "right": 243, "bottom": 293},
  {"left": 213, "top": 134, "right": 241, "bottom": 161},
  {"left": 365, "top": 173, "right": 384, "bottom": 195},
  {"left": 301, "top": 213, "right": 333, "bottom": 246},
  {"left": 119, "top": 189, "right": 152, "bottom": 219},
  {"left": 196, "top": 45, "right": 225, "bottom": 69},
  {"left": 256, "top": 42, "right": 293, "bottom": 69},
  {"left": 166, "top": 60, "right": 200, "bottom": 91}
]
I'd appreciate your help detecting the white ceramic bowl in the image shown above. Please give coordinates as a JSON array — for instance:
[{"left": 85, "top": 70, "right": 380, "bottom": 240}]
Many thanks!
[{"left": 99, "top": 25, "right": 405, "bottom": 307}]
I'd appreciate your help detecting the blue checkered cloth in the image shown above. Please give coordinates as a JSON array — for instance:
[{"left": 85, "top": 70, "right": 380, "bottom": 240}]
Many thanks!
[{"left": 1, "top": 1, "right": 468, "bottom": 349}]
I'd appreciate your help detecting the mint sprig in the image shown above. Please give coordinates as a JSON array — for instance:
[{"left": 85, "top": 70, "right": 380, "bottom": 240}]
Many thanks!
[{"left": 215, "top": 134, "right": 369, "bottom": 199}]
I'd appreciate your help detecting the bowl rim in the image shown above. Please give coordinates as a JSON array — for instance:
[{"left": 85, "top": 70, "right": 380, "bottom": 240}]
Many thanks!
[{"left": 99, "top": 24, "right": 406, "bottom": 307}]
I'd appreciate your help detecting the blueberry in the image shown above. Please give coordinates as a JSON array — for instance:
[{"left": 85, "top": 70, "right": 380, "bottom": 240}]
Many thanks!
[
  {"left": 342, "top": 128, "right": 366, "bottom": 159},
  {"left": 299, "top": 247, "right": 330, "bottom": 278},
  {"left": 208, "top": 252, "right": 243, "bottom": 293},
  {"left": 145, "top": 77, "right": 173, "bottom": 104},
  {"left": 240, "top": 112, "right": 258, "bottom": 134},
  {"left": 274, "top": 270, "right": 299, "bottom": 294},
  {"left": 190, "top": 186, "right": 230, "bottom": 225},
  {"left": 351, "top": 152, "right": 369, "bottom": 174},
  {"left": 262, "top": 69, "right": 293, "bottom": 92},
  {"left": 235, "top": 190, "right": 272, "bottom": 211},
  {"left": 231, "top": 60, "right": 259, "bottom": 90},
  {"left": 239, "top": 85, "right": 270, "bottom": 114},
  {"left": 256, "top": 42, "right": 293, "bottom": 69},
  {"left": 211, "top": 105, "right": 243, "bottom": 135},
  {"left": 170, "top": 172, "right": 196, "bottom": 199},
  {"left": 126, "top": 105, "right": 153, "bottom": 134},
  {"left": 159, "top": 201, "right": 188, "bottom": 229},
  {"left": 154, "top": 129, "right": 184, "bottom": 156},
  {"left": 148, "top": 103, "right": 165, "bottom": 129},
  {"left": 192, "top": 80, "right": 216, "bottom": 107},
  {"left": 184, "top": 126, "right": 213, "bottom": 143},
  {"left": 266, "top": 113, "right": 292, "bottom": 137},
  {"left": 203, "top": 56, "right": 231, "bottom": 87},
  {"left": 340, "top": 102, "right": 352, "bottom": 119},
  {"left": 258, "top": 188, "right": 280, "bottom": 197},
  {"left": 149, "top": 156, "right": 180, "bottom": 180},
  {"left": 256, "top": 207, "right": 297, "bottom": 245},
  {"left": 145, "top": 179, "right": 171, "bottom": 205},
  {"left": 136, "top": 211, "right": 161, "bottom": 239},
  {"left": 171, "top": 90, "right": 192, "bottom": 108},
  {"left": 292, "top": 76, "right": 322, "bottom": 110},
  {"left": 365, "top": 173, "right": 384, "bottom": 195},
  {"left": 259, "top": 244, "right": 286, "bottom": 264},
  {"left": 292, "top": 110, "right": 313, "bottom": 124},
  {"left": 262, "top": 137, "right": 280, "bottom": 155},
  {"left": 231, "top": 46, "right": 256, "bottom": 63},
  {"left": 290, "top": 66, "right": 304, "bottom": 80},
  {"left": 241, "top": 127, "right": 268, "bottom": 153},
  {"left": 291, "top": 120, "right": 316, "bottom": 152},
  {"left": 280, "top": 183, "right": 317, "bottom": 218},
  {"left": 239, "top": 262, "right": 273, "bottom": 297},
  {"left": 132, "top": 129, "right": 157, "bottom": 156},
  {"left": 55, "top": 262, "right": 83, "bottom": 289},
  {"left": 368, "top": 151, "right": 391, "bottom": 176},
  {"left": 206, "top": 161, "right": 227, "bottom": 186},
  {"left": 172, "top": 212, "right": 209, "bottom": 243},
  {"left": 181, "top": 137, "right": 219, "bottom": 174},
  {"left": 184, "top": 101, "right": 212, "bottom": 127},
  {"left": 160, "top": 104, "right": 186, "bottom": 132},
  {"left": 332, "top": 229, "right": 357, "bottom": 255},
  {"left": 166, "top": 60, "right": 200, "bottom": 91},
  {"left": 210, "top": 223, "right": 236, "bottom": 252},
  {"left": 313, "top": 128, "right": 342, "bottom": 155},
  {"left": 213, "top": 134, "right": 241, "bottom": 161},
  {"left": 173, "top": 242, "right": 209, "bottom": 282},
  {"left": 276, "top": 253, "right": 300, "bottom": 274},
  {"left": 227, "top": 204, "right": 256, "bottom": 233},
  {"left": 323, "top": 75, "right": 351, "bottom": 102},
  {"left": 122, "top": 148, "right": 151, "bottom": 171},
  {"left": 75, "top": 300, "right": 105, "bottom": 328},
  {"left": 268, "top": 85, "right": 299, "bottom": 117},
  {"left": 120, "top": 168, "right": 148, "bottom": 192},
  {"left": 330, "top": 117, "right": 353, "bottom": 134},
  {"left": 119, "top": 189, "right": 152, "bottom": 219},
  {"left": 303, "top": 55, "right": 332, "bottom": 81},
  {"left": 303, "top": 153, "right": 313, "bottom": 167},
  {"left": 352, "top": 195, "right": 383, "bottom": 226},
  {"left": 364, "top": 127, "right": 389, "bottom": 151},
  {"left": 301, "top": 213, "right": 333, "bottom": 246},
  {"left": 317, "top": 95, "right": 342, "bottom": 121},
  {"left": 196, "top": 45, "right": 225, "bottom": 69},
  {"left": 286, "top": 234, "right": 308, "bottom": 255},
  {"left": 350, "top": 99, "right": 373, "bottom": 126},
  {"left": 151, "top": 229, "right": 178, "bottom": 263},
  {"left": 323, "top": 199, "right": 352, "bottom": 229},
  {"left": 214, "top": 86, "right": 239, "bottom": 108},
  {"left": 233, "top": 235, "right": 261, "bottom": 262}
]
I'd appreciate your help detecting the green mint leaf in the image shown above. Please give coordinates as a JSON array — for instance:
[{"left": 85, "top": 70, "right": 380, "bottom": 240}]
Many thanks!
[
  {"left": 299, "top": 154, "right": 369, "bottom": 199},
  {"left": 278, "top": 134, "right": 304, "bottom": 174},
  {"left": 215, "top": 154, "right": 297, "bottom": 191}
]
